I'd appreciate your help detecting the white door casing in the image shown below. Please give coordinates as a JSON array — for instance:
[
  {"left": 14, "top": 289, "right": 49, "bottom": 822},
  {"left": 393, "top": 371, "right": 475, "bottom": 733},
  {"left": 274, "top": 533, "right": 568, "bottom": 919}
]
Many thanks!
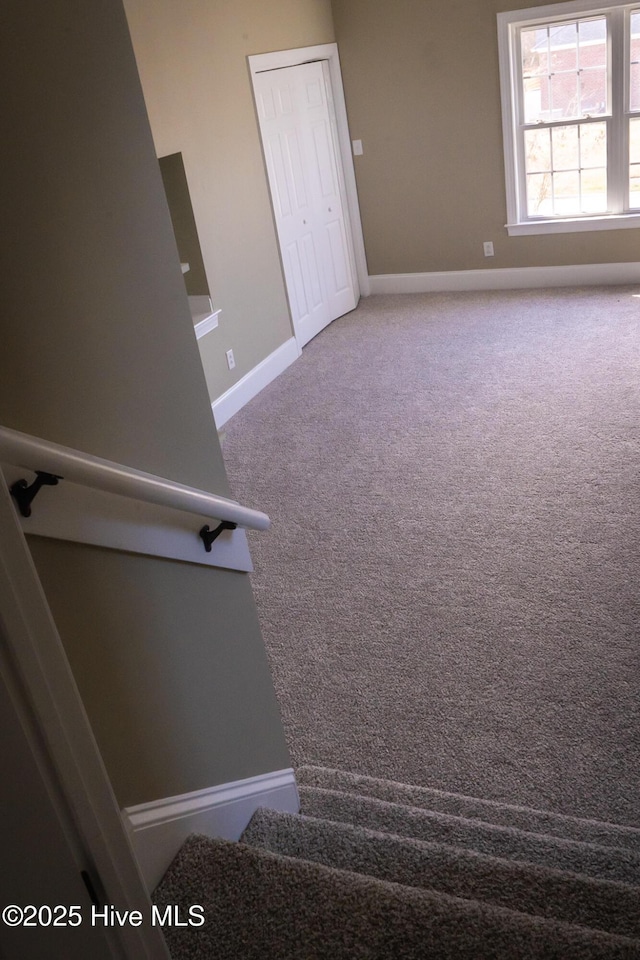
[{"left": 250, "top": 45, "right": 369, "bottom": 347}]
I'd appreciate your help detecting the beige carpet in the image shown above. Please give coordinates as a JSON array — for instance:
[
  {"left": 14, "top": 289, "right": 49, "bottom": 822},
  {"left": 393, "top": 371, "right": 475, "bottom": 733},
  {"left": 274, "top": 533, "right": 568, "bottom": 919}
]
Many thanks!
[
  {"left": 155, "top": 767, "right": 640, "bottom": 958},
  {"left": 222, "top": 287, "right": 640, "bottom": 825}
]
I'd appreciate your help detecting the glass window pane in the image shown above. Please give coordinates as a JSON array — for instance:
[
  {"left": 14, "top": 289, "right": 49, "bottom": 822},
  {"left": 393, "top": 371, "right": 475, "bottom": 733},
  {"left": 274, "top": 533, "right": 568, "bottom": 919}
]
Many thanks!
[
  {"left": 631, "top": 117, "right": 640, "bottom": 205},
  {"left": 550, "top": 22, "right": 577, "bottom": 72},
  {"left": 631, "top": 63, "right": 640, "bottom": 113},
  {"left": 581, "top": 168, "right": 607, "bottom": 212},
  {"left": 579, "top": 17, "right": 606, "bottom": 68},
  {"left": 630, "top": 118, "right": 640, "bottom": 164},
  {"left": 630, "top": 163, "right": 640, "bottom": 208},
  {"left": 553, "top": 170, "right": 580, "bottom": 214},
  {"left": 631, "top": 13, "right": 640, "bottom": 111},
  {"left": 580, "top": 122, "right": 607, "bottom": 167},
  {"left": 521, "top": 27, "right": 550, "bottom": 123},
  {"left": 552, "top": 125, "right": 579, "bottom": 169},
  {"left": 550, "top": 72, "right": 579, "bottom": 119},
  {"left": 521, "top": 27, "right": 549, "bottom": 77},
  {"left": 580, "top": 68, "right": 607, "bottom": 116},
  {"left": 527, "top": 173, "right": 553, "bottom": 216},
  {"left": 518, "top": 15, "right": 611, "bottom": 221},
  {"left": 524, "top": 17, "right": 608, "bottom": 121},
  {"left": 524, "top": 76, "right": 550, "bottom": 123},
  {"left": 524, "top": 128, "right": 551, "bottom": 173}
]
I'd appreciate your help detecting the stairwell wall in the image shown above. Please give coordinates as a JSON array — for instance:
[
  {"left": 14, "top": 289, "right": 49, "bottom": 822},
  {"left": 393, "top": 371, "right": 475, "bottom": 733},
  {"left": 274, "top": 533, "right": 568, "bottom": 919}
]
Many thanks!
[
  {"left": 0, "top": 0, "right": 290, "bottom": 808},
  {"left": 123, "top": 0, "right": 336, "bottom": 408}
]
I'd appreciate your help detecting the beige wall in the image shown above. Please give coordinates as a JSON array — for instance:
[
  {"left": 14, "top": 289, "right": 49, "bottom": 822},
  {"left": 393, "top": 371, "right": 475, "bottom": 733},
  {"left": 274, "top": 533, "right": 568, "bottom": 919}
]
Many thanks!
[
  {"left": 124, "top": 0, "right": 335, "bottom": 403},
  {"left": 331, "top": 0, "right": 640, "bottom": 275},
  {"left": 1, "top": 0, "right": 290, "bottom": 807}
]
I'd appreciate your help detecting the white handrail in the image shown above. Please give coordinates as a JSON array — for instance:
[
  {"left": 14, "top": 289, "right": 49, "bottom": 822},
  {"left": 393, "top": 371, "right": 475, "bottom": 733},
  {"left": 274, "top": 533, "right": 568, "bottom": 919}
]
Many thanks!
[{"left": 0, "top": 425, "right": 270, "bottom": 531}]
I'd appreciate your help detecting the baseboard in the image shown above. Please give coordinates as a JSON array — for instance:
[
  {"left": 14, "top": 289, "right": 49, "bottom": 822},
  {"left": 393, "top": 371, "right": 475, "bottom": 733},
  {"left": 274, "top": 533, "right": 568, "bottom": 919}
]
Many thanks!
[
  {"left": 212, "top": 337, "right": 300, "bottom": 428},
  {"left": 123, "top": 767, "right": 299, "bottom": 891},
  {"left": 369, "top": 262, "right": 640, "bottom": 294}
]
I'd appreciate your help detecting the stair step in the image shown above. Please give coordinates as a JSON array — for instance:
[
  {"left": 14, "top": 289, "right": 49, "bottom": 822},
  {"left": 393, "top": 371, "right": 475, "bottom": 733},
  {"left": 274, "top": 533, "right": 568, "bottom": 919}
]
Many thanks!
[
  {"left": 242, "top": 807, "right": 640, "bottom": 940},
  {"left": 299, "top": 785, "right": 640, "bottom": 885},
  {"left": 297, "top": 765, "right": 640, "bottom": 853},
  {"left": 154, "top": 833, "right": 640, "bottom": 959}
]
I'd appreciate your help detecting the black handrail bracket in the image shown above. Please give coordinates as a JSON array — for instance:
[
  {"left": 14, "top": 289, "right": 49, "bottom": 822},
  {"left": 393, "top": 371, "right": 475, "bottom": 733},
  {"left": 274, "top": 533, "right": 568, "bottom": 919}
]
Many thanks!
[
  {"left": 199, "top": 520, "right": 237, "bottom": 553},
  {"left": 10, "top": 471, "right": 63, "bottom": 518}
]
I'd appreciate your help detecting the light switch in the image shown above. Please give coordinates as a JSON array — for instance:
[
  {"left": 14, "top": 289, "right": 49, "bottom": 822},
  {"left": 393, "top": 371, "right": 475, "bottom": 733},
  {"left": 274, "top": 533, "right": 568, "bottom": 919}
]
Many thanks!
[{"left": 352, "top": 139, "right": 363, "bottom": 156}]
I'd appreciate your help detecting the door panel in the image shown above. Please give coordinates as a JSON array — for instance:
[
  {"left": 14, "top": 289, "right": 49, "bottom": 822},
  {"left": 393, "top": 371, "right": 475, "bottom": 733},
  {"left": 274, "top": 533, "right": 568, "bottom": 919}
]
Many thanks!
[
  {"left": 311, "top": 120, "right": 338, "bottom": 199},
  {"left": 287, "top": 133, "right": 310, "bottom": 211},
  {"left": 264, "top": 133, "right": 294, "bottom": 218},
  {"left": 254, "top": 61, "right": 357, "bottom": 346},
  {"left": 327, "top": 219, "right": 350, "bottom": 293},
  {"left": 302, "top": 233, "right": 324, "bottom": 308},
  {"left": 285, "top": 242, "right": 307, "bottom": 320}
]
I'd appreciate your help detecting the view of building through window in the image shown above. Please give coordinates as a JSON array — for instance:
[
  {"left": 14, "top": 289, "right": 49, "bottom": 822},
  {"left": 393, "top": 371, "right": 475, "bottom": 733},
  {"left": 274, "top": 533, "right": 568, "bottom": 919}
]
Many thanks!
[
  {"left": 630, "top": 11, "right": 640, "bottom": 204},
  {"left": 501, "top": 2, "right": 640, "bottom": 226},
  {"left": 522, "top": 17, "right": 611, "bottom": 216}
]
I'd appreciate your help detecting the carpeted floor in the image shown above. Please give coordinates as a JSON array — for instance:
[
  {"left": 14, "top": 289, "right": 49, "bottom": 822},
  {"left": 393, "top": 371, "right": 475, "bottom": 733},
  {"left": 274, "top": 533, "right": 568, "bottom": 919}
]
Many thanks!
[
  {"left": 156, "top": 768, "right": 640, "bottom": 958},
  {"left": 222, "top": 287, "right": 640, "bottom": 825}
]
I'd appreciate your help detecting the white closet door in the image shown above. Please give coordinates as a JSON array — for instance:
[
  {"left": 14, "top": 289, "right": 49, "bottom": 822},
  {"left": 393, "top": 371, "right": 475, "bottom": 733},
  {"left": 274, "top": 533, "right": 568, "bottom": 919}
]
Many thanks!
[{"left": 254, "top": 60, "right": 357, "bottom": 347}]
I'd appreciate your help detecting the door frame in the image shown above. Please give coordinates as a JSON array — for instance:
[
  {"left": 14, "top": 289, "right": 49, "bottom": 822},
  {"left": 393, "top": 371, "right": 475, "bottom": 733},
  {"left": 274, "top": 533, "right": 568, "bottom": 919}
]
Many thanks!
[
  {"left": 248, "top": 43, "right": 370, "bottom": 344},
  {"left": 0, "top": 475, "right": 170, "bottom": 959}
]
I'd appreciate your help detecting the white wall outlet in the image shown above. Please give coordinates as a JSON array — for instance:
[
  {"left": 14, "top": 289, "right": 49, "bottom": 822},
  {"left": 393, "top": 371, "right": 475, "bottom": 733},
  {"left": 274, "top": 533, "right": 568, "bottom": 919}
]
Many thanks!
[
  {"left": 483, "top": 241, "right": 495, "bottom": 257},
  {"left": 352, "top": 139, "right": 363, "bottom": 156},
  {"left": 225, "top": 349, "right": 235, "bottom": 370}
]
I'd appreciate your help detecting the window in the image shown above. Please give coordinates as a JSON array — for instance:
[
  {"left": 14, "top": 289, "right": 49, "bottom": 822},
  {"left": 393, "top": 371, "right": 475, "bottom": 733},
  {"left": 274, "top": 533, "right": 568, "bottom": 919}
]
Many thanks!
[{"left": 498, "top": 0, "right": 640, "bottom": 234}]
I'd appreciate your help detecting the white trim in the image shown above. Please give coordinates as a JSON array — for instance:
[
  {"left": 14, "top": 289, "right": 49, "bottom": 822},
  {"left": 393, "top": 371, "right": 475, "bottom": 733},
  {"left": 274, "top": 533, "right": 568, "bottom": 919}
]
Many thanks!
[
  {"left": 0, "top": 425, "right": 270, "bottom": 532},
  {"left": 497, "top": 0, "right": 639, "bottom": 233},
  {"left": 212, "top": 336, "right": 300, "bottom": 427},
  {"left": 506, "top": 213, "right": 640, "bottom": 235},
  {"left": 499, "top": 0, "right": 628, "bottom": 28},
  {"left": 498, "top": 8, "right": 521, "bottom": 236},
  {"left": 369, "top": 261, "right": 640, "bottom": 293},
  {"left": 191, "top": 298, "right": 221, "bottom": 339},
  {"left": 248, "top": 43, "right": 370, "bottom": 299},
  {"left": 194, "top": 310, "right": 220, "bottom": 339},
  {"left": 0, "top": 474, "right": 170, "bottom": 958},
  {"left": 1, "top": 463, "right": 253, "bottom": 572},
  {"left": 123, "top": 767, "right": 299, "bottom": 891}
]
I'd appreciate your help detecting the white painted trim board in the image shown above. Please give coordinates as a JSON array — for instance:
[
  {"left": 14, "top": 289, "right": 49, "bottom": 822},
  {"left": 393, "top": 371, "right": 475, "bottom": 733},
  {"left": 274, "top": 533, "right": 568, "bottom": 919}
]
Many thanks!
[
  {"left": 1, "top": 463, "right": 253, "bottom": 573},
  {"left": 194, "top": 308, "right": 221, "bottom": 340},
  {"left": 369, "top": 262, "right": 640, "bottom": 294},
  {"left": 123, "top": 767, "right": 299, "bottom": 891},
  {"left": 212, "top": 336, "right": 300, "bottom": 428}
]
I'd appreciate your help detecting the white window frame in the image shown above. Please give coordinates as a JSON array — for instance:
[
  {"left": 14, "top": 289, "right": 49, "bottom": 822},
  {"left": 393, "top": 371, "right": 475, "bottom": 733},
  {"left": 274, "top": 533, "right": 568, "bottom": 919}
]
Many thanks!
[{"left": 498, "top": 0, "right": 640, "bottom": 234}]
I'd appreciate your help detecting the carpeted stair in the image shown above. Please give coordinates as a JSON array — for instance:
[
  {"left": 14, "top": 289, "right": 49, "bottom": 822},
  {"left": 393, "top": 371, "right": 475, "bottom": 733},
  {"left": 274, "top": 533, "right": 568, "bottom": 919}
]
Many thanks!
[{"left": 154, "top": 766, "right": 640, "bottom": 958}]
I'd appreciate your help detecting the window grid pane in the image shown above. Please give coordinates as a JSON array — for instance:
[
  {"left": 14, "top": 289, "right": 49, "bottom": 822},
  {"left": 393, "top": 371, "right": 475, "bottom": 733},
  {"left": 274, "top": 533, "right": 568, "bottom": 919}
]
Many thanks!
[
  {"left": 520, "top": 17, "right": 607, "bottom": 124},
  {"left": 630, "top": 117, "right": 640, "bottom": 206},
  {"left": 524, "top": 121, "right": 607, "bottom": 215},
  {"left": 630, "top": 11, "right": 640, "bottom": 111},
  {"left": 630, "top": 164, "right": 640, "bottom": 206}
]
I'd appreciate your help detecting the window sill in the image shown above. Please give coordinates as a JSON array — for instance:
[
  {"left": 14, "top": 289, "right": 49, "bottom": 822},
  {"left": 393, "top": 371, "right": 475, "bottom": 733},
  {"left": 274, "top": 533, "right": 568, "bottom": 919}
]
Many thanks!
[
  {"left": 506, "top": 214, "right": 640, "bottom": 236},
  {"left": 194, "top": 308, "right": 221, "bottom": 340}
]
